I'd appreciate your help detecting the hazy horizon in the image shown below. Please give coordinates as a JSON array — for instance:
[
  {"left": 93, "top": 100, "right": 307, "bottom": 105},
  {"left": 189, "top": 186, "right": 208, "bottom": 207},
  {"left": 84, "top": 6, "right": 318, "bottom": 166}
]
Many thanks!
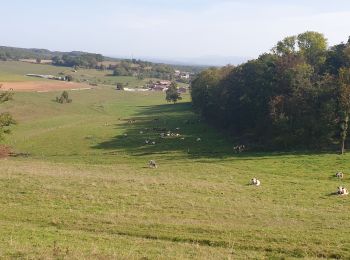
[{"left": 1, "top": 0, "right": 350, "bottom": 65}]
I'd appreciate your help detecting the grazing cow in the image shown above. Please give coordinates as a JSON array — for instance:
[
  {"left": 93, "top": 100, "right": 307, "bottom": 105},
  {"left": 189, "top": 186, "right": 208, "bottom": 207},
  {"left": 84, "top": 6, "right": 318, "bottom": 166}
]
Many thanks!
[
  {"left": 336, "top": 172, "right": 344, "bottom": 179},
  {"left": 196, "top": 138, "right": 201, "bottom": 142},
  {"left": 123, "top": 134, "right": 128, "bottom": 137},
  {"left": 251, "top": 178, "right": 261, "bottom": 186},
  {"left": 151, "top": 141, "right": 156, "bottom": 145},
  {"left": 175, "top": 127, "right": 180, "bottom": 131},
  {"left": 145, "top": 139, "right": 150, "bottom": 144},
  {"left": 338, "top": 186, "right": 349, "bottom": 195},
  {"left": 149, "top": 160, "right": 157, "bottom": 168},
  {"left": 140, "top": 131, "right": 144, "bottom": 134},
  {"left": 234, "top": 145, "right": 246, "bottom": 153}
]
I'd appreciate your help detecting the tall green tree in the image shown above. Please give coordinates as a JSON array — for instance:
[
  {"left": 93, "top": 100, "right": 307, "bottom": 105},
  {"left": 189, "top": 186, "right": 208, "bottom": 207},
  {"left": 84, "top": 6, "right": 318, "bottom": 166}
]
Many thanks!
[
  {"left": 297, "top": 31, "right": 328, "bottom": 68},
  {"left": 273, "top": 36, "right": 297, "bottom": 56},
  {"left": 166, "top": 82, "right": 182, "bottom": 104}
]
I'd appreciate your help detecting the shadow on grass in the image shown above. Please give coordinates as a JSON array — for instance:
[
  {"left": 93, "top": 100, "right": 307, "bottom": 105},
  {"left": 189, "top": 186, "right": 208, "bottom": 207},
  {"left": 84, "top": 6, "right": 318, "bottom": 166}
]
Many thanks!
[{"left": 93, "top": 102, "right": 339, "bottom": 160}]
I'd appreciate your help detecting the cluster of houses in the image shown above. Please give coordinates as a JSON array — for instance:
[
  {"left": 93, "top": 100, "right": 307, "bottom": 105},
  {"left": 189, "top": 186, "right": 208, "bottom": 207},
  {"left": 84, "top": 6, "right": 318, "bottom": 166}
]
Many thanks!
[
  {"left": 148, "top": 80, "right": 187, "bottom": 93},
  {"left": 174, "top": 70, "right": 191, "bottom": 80},
  {"left": 149, "top": 80, "right": 171, "bottom": 92},
  {"left": 121, "top": 80, "right": 187, "bottom": 93}
]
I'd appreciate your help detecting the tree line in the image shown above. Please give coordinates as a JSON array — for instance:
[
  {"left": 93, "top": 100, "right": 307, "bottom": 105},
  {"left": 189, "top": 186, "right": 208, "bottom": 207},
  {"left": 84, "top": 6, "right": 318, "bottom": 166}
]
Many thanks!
[
  {"left": 52, "top": 53, "right": 104, "bottom": 68},
  {"left": 0, "top": 46, "right": 102, "bottom": 62},
  {"left": 111, "top": 60, "right": 175, "bottom": 80},
  {"left": 191, "top": 32, "right": 350, "bottom": 152}
]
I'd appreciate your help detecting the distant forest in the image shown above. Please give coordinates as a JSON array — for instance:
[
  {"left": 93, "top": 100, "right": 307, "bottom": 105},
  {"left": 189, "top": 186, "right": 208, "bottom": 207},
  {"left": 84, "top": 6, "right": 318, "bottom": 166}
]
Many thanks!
[
  {"left": 191, "top": 32, "right": 350, "bottom": 152},
  {"left": 0, "top": 46, "right": 93, "bottom": 62}
]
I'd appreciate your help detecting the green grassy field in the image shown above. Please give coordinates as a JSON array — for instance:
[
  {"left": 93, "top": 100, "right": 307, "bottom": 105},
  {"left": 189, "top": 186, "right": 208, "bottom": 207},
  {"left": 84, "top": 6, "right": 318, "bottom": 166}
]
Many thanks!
[
  {"left": 0, "top": 61, "right": 66, "bottom": 82},
  {"left": 0, "top": 88, "right": 350, "bottom": 259},
  {"left": 0, "top": 61, "right": 188, "bottom": 89}
]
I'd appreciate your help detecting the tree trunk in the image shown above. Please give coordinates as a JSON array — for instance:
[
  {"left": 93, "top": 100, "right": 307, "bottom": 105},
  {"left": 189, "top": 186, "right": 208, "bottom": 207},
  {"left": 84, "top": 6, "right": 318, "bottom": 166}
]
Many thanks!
[
  {"left": 341, "top": 138, "right": 345, "bottom": 155},
  {"left": 340, "top": 115, "right": 349, "bottom": 155}
]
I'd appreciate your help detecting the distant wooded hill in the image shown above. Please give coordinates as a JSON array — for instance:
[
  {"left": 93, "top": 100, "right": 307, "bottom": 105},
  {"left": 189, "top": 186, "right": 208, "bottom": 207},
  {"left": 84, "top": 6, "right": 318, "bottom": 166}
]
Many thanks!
[
  {"left": 0, "top": 46, "right": 204, "bottom": 74},
  {"left": 0, "top": 46, "right": 90, "bottom": 60}
]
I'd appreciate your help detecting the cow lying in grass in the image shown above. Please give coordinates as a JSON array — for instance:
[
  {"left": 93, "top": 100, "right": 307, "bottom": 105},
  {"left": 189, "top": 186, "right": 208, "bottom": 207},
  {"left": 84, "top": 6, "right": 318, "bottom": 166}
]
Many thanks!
[
  {"left": 251, "top": 178, "right": 261, "bottom": 186},
  {"left": 337, "top": 186, "right": 349, "bottom": 196},
  {"left": 149, "top": 160, "right": 157, "bottom": 168},
  {"left": 335, "top": 172, "right": 344, "bottom": 179}
]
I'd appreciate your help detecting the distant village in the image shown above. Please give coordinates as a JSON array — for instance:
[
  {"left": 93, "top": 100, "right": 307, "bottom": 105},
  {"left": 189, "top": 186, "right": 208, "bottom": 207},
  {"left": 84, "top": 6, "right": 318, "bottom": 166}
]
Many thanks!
[
  {"left": 25, "top": 68, "right": 192, "bottom": 94},
  {"left": 141, "top": 70, "right": 191, "bottom": 93},
  {"left": 147, "top": 80, "right": 187, "bottom": 93},
  {"left": 122, "top": 80, "right": 188, "bottom": 93}
]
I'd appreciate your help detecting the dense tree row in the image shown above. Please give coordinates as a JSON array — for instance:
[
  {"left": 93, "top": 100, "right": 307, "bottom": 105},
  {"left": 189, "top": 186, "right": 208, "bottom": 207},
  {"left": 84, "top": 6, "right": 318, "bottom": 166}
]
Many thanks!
[
  {"left": 52, "top": 53, "right": 104, "bottom": 68},
  {"left": 112, "top": 60, "right": 175, "bottom": 80},
  {"left": 191, "top": 32, "right": 350, "bottom": 151}
]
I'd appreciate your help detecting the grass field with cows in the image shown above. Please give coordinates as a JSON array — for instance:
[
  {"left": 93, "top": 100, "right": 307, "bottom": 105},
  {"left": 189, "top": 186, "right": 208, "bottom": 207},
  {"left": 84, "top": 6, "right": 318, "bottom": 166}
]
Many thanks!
[{"left": 0, "top": 63, "right": 349, "bottom": 259}]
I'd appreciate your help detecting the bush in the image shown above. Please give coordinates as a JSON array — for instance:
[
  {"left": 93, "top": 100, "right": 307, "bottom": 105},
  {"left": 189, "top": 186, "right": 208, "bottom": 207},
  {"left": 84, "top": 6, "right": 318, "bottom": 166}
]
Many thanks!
[
  {"left": 65, "top": 75, "right": 73, "bottom": 82},
  {"left": 166, "top": 82, "right": 182, "bottom": 103},
  {"left": 116, "top": 83, "right": 124, "bottom": 90},
  {"left": 56, "top": 91, "right": 72, "bottom": 104}
]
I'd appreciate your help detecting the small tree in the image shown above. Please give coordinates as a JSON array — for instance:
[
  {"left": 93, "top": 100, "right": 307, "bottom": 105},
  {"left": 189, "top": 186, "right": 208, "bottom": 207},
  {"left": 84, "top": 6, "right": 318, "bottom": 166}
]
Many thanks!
[
  {"left": 56, "top": 91, "right": 72, "bottom": 104},
  {"left": 0, "top": 85, "right": 15, "bottom": 139},
  {"left": 166, "top": 82, "right": 182, "bottom": 104},
  {"left": 65, "top": 75, "right": 73, "bottom": 82},
  {"left": 116, "top": 83, "right": 124, "bottom": 90},
  {"left": 36, "top": 58, "right": 42, "bottom": 64}
]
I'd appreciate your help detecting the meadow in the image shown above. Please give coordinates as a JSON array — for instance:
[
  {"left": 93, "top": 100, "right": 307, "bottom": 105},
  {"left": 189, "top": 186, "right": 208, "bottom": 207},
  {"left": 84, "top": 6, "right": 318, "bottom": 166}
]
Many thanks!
[
  {"left": 0, "top": 61, "right": 65, "bottom": 82},
  {"left": 0, "top": 61, "right": 153, "bottom": 88},
  {"left": 0, "top": 83, "right": 350, "bottom": 258}
]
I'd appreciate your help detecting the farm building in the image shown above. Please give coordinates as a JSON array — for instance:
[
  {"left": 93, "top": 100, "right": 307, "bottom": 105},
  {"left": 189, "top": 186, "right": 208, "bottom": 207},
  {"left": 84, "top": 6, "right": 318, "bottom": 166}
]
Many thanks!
[
  {"left": 152, "top": 85, "right": 168, "bottom": 91},
  {"left": 149, "top": 80, "right": 171, "bottom": 91},
  {"left": 178, "top": 87, "right": 187, "bottom": 93}
]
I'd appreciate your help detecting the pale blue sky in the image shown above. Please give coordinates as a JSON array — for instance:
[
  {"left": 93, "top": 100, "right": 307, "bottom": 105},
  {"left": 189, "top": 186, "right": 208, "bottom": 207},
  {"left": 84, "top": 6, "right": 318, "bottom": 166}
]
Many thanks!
[{"left": 1, "top": 0, "right": 350, "bottom": 60}]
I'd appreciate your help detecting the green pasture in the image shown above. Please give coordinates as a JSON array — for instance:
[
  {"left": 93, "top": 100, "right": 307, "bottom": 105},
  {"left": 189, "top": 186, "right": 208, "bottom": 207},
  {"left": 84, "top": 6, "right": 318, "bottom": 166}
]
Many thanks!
[{"left": 0, "top": 88, "right": 349, "bottom": 259}]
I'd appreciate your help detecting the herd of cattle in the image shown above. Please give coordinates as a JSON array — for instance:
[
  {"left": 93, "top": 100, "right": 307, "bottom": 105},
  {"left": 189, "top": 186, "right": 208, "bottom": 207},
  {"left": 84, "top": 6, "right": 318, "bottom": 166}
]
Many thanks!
[
  {"left": 124, "top": 118, "right": 348, "bottom": 197},
  {"left": 149, "top": 161, "right": 349, "bottom": 196},
  {"left": 149, "top": 160, "right": 348, "bottom": 195}
]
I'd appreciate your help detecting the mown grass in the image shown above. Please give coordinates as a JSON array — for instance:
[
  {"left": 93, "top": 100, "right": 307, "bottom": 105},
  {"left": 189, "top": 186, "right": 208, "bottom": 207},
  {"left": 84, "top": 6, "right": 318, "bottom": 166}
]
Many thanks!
[{"left": 0, "top": 88, "right": 349, "bottom": 259}]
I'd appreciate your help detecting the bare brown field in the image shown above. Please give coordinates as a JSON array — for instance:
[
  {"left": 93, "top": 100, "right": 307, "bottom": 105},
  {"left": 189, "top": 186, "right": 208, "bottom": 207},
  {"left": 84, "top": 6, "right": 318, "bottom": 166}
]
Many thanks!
[{"left": 0, "top": 81, "right": 92, "bottom": 92}]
